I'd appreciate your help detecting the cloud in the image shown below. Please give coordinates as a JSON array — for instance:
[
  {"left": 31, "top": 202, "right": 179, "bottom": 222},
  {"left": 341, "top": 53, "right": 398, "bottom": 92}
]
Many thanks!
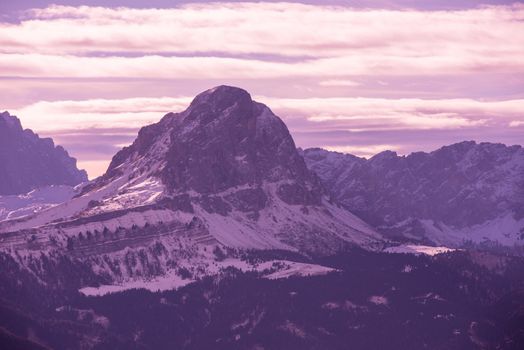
[
  {"left": 10, "top": 95, "right": 523, "bottom": 179},
  {"left": 260, "top": 96, "right": 524, "bottom": 131},
  {"left": 319, "top": 79, "right": 360, "bottom": 87},
  {"left": 2, "top": 52, "right": 521, "bottom": 80},
  {"left": 14, "top": 97, "right": 191, "bottom": 131},
  {"left": 509, "top": 120, "right": 524, "bottom": 127},
  {"left": 16, "top": 95, "right": 523, "bottom": 135},
  {"left": 0, "top": 3, "right": 523, "bottom": 79},
  {"left": 322, "top": 144, "right": 400, "bottom": 158},
  {"left": 3, "top": 3, "right": 520, "bottom": 56}
]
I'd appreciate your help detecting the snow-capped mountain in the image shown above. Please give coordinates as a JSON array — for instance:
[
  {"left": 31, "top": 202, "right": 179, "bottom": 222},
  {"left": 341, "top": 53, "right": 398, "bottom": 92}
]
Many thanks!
[
  {"left": 302, "top": 142, "right": 524, "bottom": 247},
  {"left": 0, "top": 86, "right": 381, "bottom": 292},
  {"left": 0, "top": 111, "right": 87, "bottom": 195}
]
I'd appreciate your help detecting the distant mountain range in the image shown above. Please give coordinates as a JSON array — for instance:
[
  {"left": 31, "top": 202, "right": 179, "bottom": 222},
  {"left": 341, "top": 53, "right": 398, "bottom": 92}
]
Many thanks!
[
  {"left": 302, "top": 142, "right": 524, "bottom": 247},
  {"left": 0, "top": 111, "right": 87, "bottom": 195}
]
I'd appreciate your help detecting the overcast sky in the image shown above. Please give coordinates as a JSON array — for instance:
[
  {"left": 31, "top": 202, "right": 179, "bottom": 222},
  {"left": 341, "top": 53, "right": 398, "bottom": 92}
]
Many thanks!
[{"left": 1, "top": 0, "right": 523, "bottom": 178}]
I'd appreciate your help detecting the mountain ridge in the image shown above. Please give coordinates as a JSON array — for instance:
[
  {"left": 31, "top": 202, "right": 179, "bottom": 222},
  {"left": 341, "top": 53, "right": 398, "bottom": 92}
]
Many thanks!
[
  {"left": 302, "top": 141, "right": 524, "bottom": 247},
  {"left": 0, "top": 111, "right": 87, "bottom": 195}
]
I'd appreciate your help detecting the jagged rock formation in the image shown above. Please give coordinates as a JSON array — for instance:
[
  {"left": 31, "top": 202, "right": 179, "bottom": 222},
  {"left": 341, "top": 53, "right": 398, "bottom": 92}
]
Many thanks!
[
  {"left": 94, "top": 85, "right": 324, "bottom": 210},
  {"left": 302, "top": 142, "right": 524, "bottom": 246},
  {"left": 0, "top": 111, "right": 87, "bottom": 195}
]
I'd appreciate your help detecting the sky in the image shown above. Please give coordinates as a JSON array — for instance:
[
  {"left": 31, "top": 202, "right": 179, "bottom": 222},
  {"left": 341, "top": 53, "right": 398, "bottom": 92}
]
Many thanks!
[{"left": 0, "top": 0, "right": 523, "bottom": 178}]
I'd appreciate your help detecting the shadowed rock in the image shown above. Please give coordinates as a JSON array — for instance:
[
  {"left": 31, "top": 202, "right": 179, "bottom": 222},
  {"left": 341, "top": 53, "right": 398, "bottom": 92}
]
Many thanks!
[
  {"left": 302, "top": 142, "right": 524, "bottom": 245},
  {"left": 105, "top": 85, "right": 323, "bottom": 208},
  {"left": 0, "top": 111, "right": 87, "bottom": 195}
]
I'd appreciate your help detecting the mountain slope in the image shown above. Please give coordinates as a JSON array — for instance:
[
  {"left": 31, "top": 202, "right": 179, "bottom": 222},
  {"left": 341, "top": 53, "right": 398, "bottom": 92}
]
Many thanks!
[
  {"left": 302, "top": 143, "right": 524, "bottom": 247},
  {"left": 0, "top": 86, "right": 382, "bottom": 292},
  {"left": 0, "top": 111, "right": 87, "bottom": 195},
  {"left": 0, "top": 185, "right": 78, "bottom": 221}
]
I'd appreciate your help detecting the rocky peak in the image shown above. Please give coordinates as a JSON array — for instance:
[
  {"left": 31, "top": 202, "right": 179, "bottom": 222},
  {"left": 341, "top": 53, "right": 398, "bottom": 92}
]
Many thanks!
[
  {"left": 0, "top": 111, "right": 87, "bottom": 195},
  {"left": 370, "top": 150, "right": 398, "bottom": 161},
  {"left": 185, "top": 85, "right": 253, "bottom": 122},
  {"left": 104, "top": 86, "right": 323, "bottom": 206},
  {"left": 0, "top": 111, "right": 23, "bottom": 132}
]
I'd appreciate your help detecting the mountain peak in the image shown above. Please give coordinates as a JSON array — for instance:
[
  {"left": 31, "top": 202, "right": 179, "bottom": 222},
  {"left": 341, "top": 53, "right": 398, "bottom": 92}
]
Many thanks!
[
  {"left": 190, "top": 85, "right": 251, "bottom": 107},
  {"left": 0, "top": 111, "right": 23, "bottom": 131},
  {"left": 0, "top": 111, "right": 87, "bottom": 195},
  {"left": 103, "top": 86, "right": 323, "bottom": 205},
  {"left": 369, "top": 150, "right": 399, "bottom": 163},
  {"left": 183, "top": 85, "right": 254, "bottom": 127}
]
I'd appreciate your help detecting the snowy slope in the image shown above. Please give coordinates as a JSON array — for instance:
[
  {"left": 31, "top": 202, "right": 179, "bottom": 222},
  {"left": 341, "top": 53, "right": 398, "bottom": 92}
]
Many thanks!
[
  {"left": 0, "top": 185, "right": 77, "bottom": 221},
  {"left": 384, "top": 244, "right": 456, "bottom": 256}
]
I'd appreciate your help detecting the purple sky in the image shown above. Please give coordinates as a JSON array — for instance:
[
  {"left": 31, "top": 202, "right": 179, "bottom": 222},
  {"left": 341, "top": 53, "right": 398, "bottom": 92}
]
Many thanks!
[
  {"left": 1, "top": 1, "right": 518, "bottom": 14},
  {"left": 1, "top": 0, "right": 523, "bottom": 178}
]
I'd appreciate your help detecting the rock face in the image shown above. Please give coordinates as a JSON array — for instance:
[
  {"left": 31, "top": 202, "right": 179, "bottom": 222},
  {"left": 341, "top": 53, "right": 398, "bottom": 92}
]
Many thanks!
[
  {"left": 0, "top": 111, "right": 87, "bottom": 195},
  {"left": 0, "top": 86, "right": 381, "bottom": 293},
  {"left": 103, "top": 85, "right": 323, "bottom": 208},
  {"left": 302, "top": 142, "right": 524, "bottom": 246}
]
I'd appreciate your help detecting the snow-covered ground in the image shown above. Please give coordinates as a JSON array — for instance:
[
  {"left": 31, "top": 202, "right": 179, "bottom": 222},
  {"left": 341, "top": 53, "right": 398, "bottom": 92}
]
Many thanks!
[
  {"left": 0, "top": 185, "right": 76, "bottom": 221},
  {"left": 262, "top": 261, "right": 336, "bottom": 280},
  {"left": 79, "top": 259, "right": 337, "bottom": 297},
  {"left": 420, "top": 214, "right": 524, "bottom": 247},
  {"left": 0, "top": 167, "right": 166, "bottom": 233},
  {"left": 192, "top": 181, "right": 381, "bottom": 252},
  {"left": 384, "top": 244, "right": 456, "bottom": 256},
  {"left": 79, "top": 269, "right": 193, "bottom": 296}
]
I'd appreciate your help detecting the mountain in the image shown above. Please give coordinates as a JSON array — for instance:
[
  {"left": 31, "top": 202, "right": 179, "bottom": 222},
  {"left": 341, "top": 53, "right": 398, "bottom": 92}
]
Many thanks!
[
  {"left": 302, "top": 142, "right": 524, "bottom": 247},
  {"left": 0, "top": 86, "right": 381, "bottom": 293},
  {"left": 0, "top": 111, "right": 87, "bottom": 195}
]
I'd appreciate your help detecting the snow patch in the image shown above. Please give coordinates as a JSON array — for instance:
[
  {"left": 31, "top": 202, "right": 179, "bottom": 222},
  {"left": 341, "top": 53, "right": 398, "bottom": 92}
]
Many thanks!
[
  {"left": 384, "top": 244, "right": 455, "bottom": 256},
  {"left": 368, "top": 295, "right": 388, "bottom": 305},
  {"left": 0, "top": 185, "right": 75, "bottom": 221},
  {"left": 402, "top": 265, "right": 414, "bottom": 273},
  {"left": 79, "top": 259, "right": 336, "bottom": 296},
  {"left": 79, "top": 269, "right": 193, "bottom": 296},
  {"left": 262, "top": 261, "right": 336, "bottom": 280}
]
